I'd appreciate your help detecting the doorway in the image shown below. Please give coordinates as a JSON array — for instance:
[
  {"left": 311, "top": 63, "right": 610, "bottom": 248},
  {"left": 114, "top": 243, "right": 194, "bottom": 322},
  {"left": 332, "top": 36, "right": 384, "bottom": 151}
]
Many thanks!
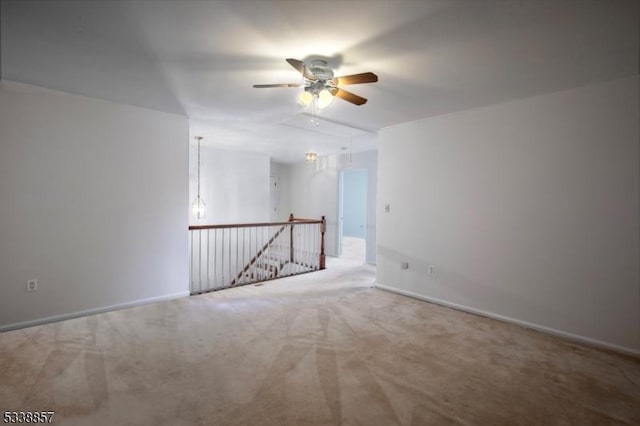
[{"left": 339, "top": 169, "right": 367, "bottom": 263}]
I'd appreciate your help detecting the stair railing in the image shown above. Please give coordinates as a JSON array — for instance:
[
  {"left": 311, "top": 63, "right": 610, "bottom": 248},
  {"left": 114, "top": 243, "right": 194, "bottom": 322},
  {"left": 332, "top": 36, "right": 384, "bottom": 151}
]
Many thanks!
[{"left": 188, "top": 214, "right": 326, "bottom": 295}]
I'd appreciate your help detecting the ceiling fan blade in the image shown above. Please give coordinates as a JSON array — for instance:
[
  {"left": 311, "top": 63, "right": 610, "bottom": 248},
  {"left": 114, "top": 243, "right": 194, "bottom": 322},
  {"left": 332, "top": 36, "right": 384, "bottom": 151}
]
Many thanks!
[
  {"left": 332, "top": 88, "right": 368, "bottom": 105},
  {"left": 334, "top": 72, "right": 378, "bottom": 85},
  {"left": 286, "top": 58, "right": 317, "bottom": 81},
  {"left": 252, "top": 83, "right": 301, "bottom": 88}
]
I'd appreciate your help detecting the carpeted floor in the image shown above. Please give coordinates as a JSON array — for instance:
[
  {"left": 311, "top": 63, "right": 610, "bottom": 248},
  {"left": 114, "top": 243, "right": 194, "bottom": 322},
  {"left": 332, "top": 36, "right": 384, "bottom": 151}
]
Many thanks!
[{"left": 1, "top": 254, "right": 639, "bottom": 425}]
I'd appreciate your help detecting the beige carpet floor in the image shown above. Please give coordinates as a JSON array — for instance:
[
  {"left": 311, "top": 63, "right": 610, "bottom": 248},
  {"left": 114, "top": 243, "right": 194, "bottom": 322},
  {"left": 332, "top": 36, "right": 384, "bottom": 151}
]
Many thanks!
[{"left": 1, "top": 255, "right": 639, "bottom": 425}]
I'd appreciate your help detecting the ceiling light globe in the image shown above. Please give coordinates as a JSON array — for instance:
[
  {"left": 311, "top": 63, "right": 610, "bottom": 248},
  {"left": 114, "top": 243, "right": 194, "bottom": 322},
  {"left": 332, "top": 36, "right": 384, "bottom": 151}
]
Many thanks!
[
  {"left": 298, "top": 91, "right": 313, "bottom": 107},
  {"left": 317, "top": 89, "right": 334, "bottom": 109}
]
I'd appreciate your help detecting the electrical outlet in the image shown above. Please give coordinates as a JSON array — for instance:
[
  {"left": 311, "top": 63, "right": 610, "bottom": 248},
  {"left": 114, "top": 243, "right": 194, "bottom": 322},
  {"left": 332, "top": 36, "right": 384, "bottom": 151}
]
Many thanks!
[
  {"left": 401, "top": 262, "right": 409, "bottom": 269},
  {"left": 429, "top": 266, "right": 435, "bottom": 275},
  {"left": 26, "top": 279, "right": 38, "bottom": 292},
  {"left": 384, "top": 204, "right": 390, "bottom": 213}
]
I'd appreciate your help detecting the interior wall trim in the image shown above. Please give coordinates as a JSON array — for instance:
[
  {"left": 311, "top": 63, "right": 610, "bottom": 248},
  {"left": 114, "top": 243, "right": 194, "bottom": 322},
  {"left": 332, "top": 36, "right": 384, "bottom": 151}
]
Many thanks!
[
  {"left": 0, "top": 291, "right": 190, "bottom": 333},
  {"left": 374, "top": 283, "right": 640, "bottom": 358}
]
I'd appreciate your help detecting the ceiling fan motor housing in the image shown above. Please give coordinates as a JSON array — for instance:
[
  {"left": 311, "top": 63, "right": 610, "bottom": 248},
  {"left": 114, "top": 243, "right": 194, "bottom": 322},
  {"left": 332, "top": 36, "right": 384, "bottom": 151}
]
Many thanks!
[
  {"left": 304, "top": 60, "right": 336, "bottom": 95},
  {"left": 308, "top": 60, "right": 334, "bottom": 80}
]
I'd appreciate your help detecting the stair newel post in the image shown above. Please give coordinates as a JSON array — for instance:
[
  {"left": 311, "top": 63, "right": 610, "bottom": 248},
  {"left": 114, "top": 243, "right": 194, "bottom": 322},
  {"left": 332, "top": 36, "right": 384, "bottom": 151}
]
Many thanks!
[
  {"left": 319, "top": 216, "right": 326, "bottom": 270},
  {"left": 289, "top": 213, "right": 294, "bottom": 263}
]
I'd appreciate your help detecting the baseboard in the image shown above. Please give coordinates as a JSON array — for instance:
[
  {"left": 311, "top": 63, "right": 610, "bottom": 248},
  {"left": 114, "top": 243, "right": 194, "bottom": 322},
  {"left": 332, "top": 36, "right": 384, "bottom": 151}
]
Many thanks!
[
  {"left": 374, "top": 283, "right": 640, "bottom": 358},
  {"left": 0, "top": 291, "right": 190, "bottom": 333}
]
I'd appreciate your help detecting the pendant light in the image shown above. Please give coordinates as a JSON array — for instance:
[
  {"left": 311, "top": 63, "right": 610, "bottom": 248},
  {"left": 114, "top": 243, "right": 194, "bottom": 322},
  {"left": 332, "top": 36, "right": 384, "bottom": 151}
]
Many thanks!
[{"left": 192, "top": 136, "right": 206, "bottom": 219}]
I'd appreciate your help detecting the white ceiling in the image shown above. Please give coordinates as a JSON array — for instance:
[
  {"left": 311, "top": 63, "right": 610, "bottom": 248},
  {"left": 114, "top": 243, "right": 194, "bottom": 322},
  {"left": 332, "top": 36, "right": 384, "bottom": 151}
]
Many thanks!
[{"left": 2, "top": 0, "right": 638, "bottom": 162}]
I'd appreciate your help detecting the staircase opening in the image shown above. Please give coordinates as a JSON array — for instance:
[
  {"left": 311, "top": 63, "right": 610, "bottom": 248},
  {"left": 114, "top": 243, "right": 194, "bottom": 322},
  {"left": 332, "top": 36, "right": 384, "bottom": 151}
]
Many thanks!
[{"left": 188, "top": 215, "right": 326, "bottom": 294}]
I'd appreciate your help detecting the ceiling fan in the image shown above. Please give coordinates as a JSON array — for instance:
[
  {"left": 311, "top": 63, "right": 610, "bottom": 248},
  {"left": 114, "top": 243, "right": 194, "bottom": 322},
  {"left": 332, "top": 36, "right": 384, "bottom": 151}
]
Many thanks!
[{"left": 253, "top": 58, "right": 378, "bottom": 106}]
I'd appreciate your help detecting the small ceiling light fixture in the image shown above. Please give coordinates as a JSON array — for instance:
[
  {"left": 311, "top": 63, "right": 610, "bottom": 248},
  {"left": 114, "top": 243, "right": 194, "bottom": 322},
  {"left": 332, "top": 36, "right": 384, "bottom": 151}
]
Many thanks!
[
  {"left": 192, "top": 136, "right": 206, "bottom": 219},
  {"left": 305, "top": 152, "right": 318, "bottom": 162}
]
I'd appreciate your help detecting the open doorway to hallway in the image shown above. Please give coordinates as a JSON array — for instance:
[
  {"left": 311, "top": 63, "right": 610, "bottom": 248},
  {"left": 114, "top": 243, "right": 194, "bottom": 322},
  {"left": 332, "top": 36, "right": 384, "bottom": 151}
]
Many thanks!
[
  {"left": 341, "top": 236, "right": 366, "bottom": 262},
  {"left": 339, "top": 169, "right": 368, "bottom": 263}
]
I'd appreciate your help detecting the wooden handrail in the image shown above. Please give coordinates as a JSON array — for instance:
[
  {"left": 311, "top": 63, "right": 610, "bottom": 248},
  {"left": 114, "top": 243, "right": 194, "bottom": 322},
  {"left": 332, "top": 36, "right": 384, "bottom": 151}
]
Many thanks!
[
  {"left": 189, "top": 217, "right": 321, "bottom": 231},
  {"left": 288, "top": 217, "right": 320, "bottom": 222}
]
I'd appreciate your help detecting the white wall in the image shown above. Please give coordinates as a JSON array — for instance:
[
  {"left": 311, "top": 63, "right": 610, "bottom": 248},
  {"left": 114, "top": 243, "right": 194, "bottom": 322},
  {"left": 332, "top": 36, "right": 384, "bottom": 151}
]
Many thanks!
[
  {"left": 189, "top": 146, "right": 270, "bottom": 225},
  {"left": 289, "top": 150, "right": 378, "bottom": 263},
  {"left": 0, "top": 81, "right": 190, "bottom": 329},
  {"left": 378, "top": 76, "right": 640, "bottom": 353}
]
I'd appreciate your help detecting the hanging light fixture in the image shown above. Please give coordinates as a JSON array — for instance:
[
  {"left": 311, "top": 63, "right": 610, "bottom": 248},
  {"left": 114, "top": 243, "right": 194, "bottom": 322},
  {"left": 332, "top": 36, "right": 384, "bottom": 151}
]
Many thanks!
[
  {"left": 305, "top": 152, "right": 318, "bottom": 162},
  {"left": 192, "top": 136, "right": 206, "bottom": 219}
]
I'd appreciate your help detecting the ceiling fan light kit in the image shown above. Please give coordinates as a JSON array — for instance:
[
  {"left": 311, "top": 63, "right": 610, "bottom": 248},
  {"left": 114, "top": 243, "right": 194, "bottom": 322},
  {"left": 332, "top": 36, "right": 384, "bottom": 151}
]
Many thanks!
[{"left": 253, "top": 58, "right": 378, "bottom": 107}]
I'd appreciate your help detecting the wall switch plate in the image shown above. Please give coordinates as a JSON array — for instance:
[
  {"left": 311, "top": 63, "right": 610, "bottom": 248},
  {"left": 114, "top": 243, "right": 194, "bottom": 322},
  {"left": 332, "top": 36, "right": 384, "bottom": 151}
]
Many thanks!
[
  {"left": 384, "top": 204, "right": 390, "bottom": 213},
  {"left": 401, "top": 262, "right": 409, "bottom": 269},
  {"left": 429, "top": 266, "right": 435, "bottom": 275},
  {"left": 26, "top": 279, "right": 38, "bottom": 292}
]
